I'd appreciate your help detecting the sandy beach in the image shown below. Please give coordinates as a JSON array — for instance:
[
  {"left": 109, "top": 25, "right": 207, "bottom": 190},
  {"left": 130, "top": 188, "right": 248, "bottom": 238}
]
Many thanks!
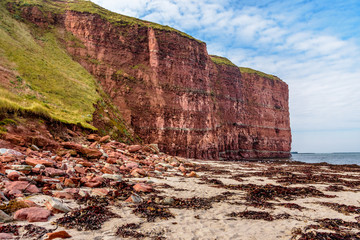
[{"left": 1, "top": 141, "right": 360, "bottom": 240}]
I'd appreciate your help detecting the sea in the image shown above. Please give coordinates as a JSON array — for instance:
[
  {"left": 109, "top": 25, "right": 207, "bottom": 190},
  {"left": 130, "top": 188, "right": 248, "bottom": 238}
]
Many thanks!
[{"left": 290, "top": 152, "right": 360, "bottom": 166}]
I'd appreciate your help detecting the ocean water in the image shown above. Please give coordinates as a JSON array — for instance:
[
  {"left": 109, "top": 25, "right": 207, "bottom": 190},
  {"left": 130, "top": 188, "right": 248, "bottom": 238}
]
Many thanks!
[{"left": 290, "top": 152, "right": 360, "bottom": 165}]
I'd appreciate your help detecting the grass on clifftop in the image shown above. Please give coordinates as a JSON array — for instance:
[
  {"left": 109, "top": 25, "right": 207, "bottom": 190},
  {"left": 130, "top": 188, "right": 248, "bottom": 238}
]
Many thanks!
[
  {"left": 0, "top": 3, "right": 99, "bottom": 129},
  {"left": 239, "top": 67, "right": 281, "bottom": 81},
  {"left": 210, "top": 55, "right": 237, "bottom": 67},
  {"left": 4, "top": 0, "right": 203, "bottom": 43}
]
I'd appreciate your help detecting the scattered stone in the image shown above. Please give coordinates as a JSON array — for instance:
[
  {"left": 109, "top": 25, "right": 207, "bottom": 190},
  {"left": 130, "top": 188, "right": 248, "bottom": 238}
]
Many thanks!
[
  {"left": 128, "top": 145, "right": 141, "bottom": 153},
  {"left": 102, "top": 174, "right": 122, "bottom": 181},
  {"left": 187, "top": 171, "right": 197, "bottom": 177},
  {"left": 25, "top": 158, "right": 53, "bottom": 167},
  {"left": 133, "top": 183, "right": 153, "bottom": 193},
  {"left": 142, "top": 144, "right": 160, "bottom": 154},
  {"left": 44, "top": 168, "right": 66, "bottom": 177},
  {"left": 45, "top": 198, "right": 71, "bottom": 213},
  {"left": 5, "top": 181, "right": 40, "bottom": 195},
  {"left": 45, "top": 230, "right": 72, "bottom": 240},
  {"left": 11, "top": 165, "right": 32, "bottom": 171},
  {"left": 7, "top": 171, "right": 20, "bottom": 181},
  {"left": 14, "top": 207, "right": 51, "bottom": 222},
  {"left": 125, "top": 194, "right": 143, "bottom": 203},
  {"left": 99, "top": 135, "right": 111, "bottom": 143}
]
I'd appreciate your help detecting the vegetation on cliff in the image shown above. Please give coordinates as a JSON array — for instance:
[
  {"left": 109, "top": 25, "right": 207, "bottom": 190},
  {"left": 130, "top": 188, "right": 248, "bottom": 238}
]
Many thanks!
[
  {"left": 210, "top": 55, "right": 237, "bottom": 67},
  {"left": 4, "top": 0, "right": 203, "bottom": 43},
  {"left": 239, "top": 67, "right": 281, "bottom": 82}
]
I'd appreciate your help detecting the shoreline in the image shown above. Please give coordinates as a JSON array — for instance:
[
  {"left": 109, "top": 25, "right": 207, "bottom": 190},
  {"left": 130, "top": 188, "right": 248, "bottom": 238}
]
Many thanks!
[{"left": 1, "top": 141, "right": 360, "bottom": 239}]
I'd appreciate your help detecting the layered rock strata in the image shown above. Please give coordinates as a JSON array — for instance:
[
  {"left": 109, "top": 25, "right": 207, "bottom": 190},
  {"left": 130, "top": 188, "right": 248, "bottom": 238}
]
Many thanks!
[{"left": 19, "top": 6, "right": 291, "bottom": 160}]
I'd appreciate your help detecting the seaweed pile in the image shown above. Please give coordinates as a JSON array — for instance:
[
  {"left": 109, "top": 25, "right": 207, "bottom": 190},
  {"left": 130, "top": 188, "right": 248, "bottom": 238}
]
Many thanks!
[
  {"left": 56, "top": 206, "right": 120, "bottom": 230},
  {"left": 227, "top": 210, "right": 290, "bottom": 221},
  {"left": 132, "top": 202, "right": 174, "bottom": 222}
]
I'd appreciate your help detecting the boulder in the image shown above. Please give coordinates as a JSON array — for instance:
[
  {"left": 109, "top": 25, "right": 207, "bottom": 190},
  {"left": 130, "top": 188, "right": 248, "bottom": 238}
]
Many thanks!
[{"left": 14, "top": 207, "right": 51, "bottom": 222}]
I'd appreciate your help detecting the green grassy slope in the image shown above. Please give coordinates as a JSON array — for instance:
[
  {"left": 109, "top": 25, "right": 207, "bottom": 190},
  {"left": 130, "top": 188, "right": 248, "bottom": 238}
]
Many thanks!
[{"left": 0, "top": 1, "right": 99, "bottom": 129}]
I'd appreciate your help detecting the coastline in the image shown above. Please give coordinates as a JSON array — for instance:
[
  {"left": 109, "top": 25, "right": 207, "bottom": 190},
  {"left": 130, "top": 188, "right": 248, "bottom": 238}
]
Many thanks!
[{"left": 1, "top": 142, "right": 360, "bottom": 239}]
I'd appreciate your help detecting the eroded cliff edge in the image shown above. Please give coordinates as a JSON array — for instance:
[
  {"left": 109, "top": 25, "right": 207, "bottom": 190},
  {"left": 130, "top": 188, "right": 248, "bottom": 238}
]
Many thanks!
[{"left": 2, "top": 0, "right": 291, "bottom": 160}]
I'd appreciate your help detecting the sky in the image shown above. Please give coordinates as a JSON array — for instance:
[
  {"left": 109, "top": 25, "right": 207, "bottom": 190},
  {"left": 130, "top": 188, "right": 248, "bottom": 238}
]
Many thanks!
[{"left": 91, "top": 0, "right": 360, "bottom": 153}]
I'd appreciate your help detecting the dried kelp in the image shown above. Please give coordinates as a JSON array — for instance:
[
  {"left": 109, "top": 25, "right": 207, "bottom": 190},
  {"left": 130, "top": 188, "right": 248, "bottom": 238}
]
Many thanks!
[
  {"left": 278, "top": 203, "right": 305, "bottom": 211},
  {"left": 76, "top": 195, "right": 110, "bottom": 207},
  {"left": 116, "top": 223, "right": 145, "bottom": 238},
  {"left": 0, "top": 224, "right": 20, "bottom": 236},
  {"left": 200, "top": 176, "right": 224, "bottom": 185},
  {"left": 318, "top": 202, "right": 360, "bottom": 215},
  {"left": 227, "top": 210, "right": 290, "bottom": 221},
  {"left": 133, "top": 202, "right": 174, "bottom": 222},
  {"left": 245, "top": 184, "right": 334, "bottom": 202},
  {"left": 325, "top": 185, "right": 345, "bottom": 192},
  {"left": 56, "top": 206, "right": 120, "bottom": 231},
  {"left": 23, "top": 224, "right": 51, "bottom": 239},
  {"left": 295, "top": 231, "right": 360, "bottom": 240},
  {"left": 292, "top": 218, "right": 360, "bottom": 240}
]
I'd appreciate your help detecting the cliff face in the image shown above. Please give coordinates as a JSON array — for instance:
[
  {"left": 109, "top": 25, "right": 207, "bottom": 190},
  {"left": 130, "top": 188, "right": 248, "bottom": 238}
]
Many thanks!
[{"left": 10, "top": 3, "right": 291, "bottom": 160}]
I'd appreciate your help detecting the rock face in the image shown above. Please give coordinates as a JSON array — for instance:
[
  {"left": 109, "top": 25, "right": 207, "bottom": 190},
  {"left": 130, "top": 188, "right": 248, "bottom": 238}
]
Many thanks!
[{"left": 17, "top": 5, "right": 291, "bottom": 160}]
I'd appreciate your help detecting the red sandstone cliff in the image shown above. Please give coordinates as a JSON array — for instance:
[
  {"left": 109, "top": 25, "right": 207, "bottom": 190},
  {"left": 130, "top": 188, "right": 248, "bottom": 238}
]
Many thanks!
[{"left": 16, "top": 5, "right": 291, "bottom": 160}]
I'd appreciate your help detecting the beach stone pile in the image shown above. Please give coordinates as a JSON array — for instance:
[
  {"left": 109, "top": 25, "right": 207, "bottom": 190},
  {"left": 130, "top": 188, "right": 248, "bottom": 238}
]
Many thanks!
[{"left": 0, "top": 134, "right": 198, "bottom": 239}]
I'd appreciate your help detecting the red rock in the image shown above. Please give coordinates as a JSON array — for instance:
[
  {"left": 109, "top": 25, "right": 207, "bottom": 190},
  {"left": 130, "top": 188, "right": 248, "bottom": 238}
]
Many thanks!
[
  {"left": 64, "top": 179, "right": 76, "bottom": 188},
  {"left": 126, "top": 162, "right": 139, "bottom": 169},
  {"left": 74, "top": 166, "right": 86, "bottom": 174},
  {"left": 101, "top": 166, "right": 114, "bottom": 174},
  {"left": 14, "top": 207, "right": 51, "bottom": 222},
  {"left": 187, "top": 171, "right": 198, "bottom": 177},
  {"left": 131, "top": 168, "right": 146, "bottom": 177},
  {"left": 89, "top": 142, "right": 97, "bottom": 148},
  {"left": 53, "top": 191, "right": 74, "bottom": 199},
  {"left": 61, "top": 142, "right": 82, "bottom": 151},
  {"left": 83, "top": 181, "right": 102, "bottom": 188},
  {"left": 0, "top": 156, "right": 15, "bottom": 163},
  {"left": 179, "top": 165, "right": 187, "bottom": 173},
  {"left": 77, "top": 161, "right": 93, "bottom": 167},
  {"left": 5, "top": 181, "right": 40, "bottom": 194},
  {"left": 7, "top": 171, "right": 20, "bottom": 181},
  {"left": 3, "top": 133, "right": 26, "bottom": 146},
  {"left": 99, "top": 135, "right": 111, "bottom": 143},
  {"left": 25, "top": 158, "right": 53, "bottom": 167},
  {"left": 128, "top": 145, "right": 141, "bottom": 153},
  {"left": 45, "top": 231, "right": 71, "bottom": 240},
  {"left": 106, "top": 157, "right": 117, "bottom": 164},
  {"left": 0, "top": 233, "right": 13, "bottom": 239},
  {"left": 91, "top": 188, "right": 109, "bottom": 196},
  {"left": 133, "top": 183, "right": 153, "bottom": 193},
  {"left": 80, "top": 148, "right": 102, "bottom": 159},
  {"left": 44, "top": 168, "right": 65, "bottom": 177},
  {"left": 87, "top": 134, "right": 100, "bottom": 142}
]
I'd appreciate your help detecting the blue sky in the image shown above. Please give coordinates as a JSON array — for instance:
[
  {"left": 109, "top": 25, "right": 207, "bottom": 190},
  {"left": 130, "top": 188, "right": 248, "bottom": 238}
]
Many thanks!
[{"left": 92, "top": 0, "right": 360, "bottom": 153}]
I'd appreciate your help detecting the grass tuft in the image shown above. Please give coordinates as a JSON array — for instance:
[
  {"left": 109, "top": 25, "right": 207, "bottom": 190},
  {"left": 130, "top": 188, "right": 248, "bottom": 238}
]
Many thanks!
[
  {"left": 210, "top": 55, "right": 237, "bottom": 67},
  {"left": 239, "top": 67, "right": 281, "bottom": 81}
]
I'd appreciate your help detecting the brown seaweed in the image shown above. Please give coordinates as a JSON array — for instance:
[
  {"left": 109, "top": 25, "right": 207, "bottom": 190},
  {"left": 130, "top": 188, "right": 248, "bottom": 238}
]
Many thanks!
[
  {"left": 132, "top": 202, "right": 174, "bottom": 222},
  {"left": 318, "top": 202, "right": 360, "bottom": 215},
  {"left": 0, "top": 224, "right": 20, "bottom": 236},
  {"left": 116, "top": 223, "right": 145, "bottom": 238},
  {"left": 227, "top": 210, "right": 290, "bottom": 221},
  {"left": 56, "top": 206, "right": 120, "bottom": 231}
]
